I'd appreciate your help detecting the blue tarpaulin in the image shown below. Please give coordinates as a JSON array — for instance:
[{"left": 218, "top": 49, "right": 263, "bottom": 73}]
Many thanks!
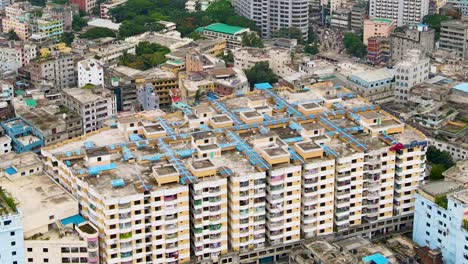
[
  {"left": 61, "top": 214, "right": 86, "bottom": 226},
  {"left": 4, "top": 167, "right": 17, "bottom": 175},
  {"left": 362, "top": 253, "right": 389, "bottom": 264},
  {"left": 254, "top": 83, "right": 273, "bottom": 90},
  {"left": 88, "top": 163, "right": 116, "bottom": 175}
]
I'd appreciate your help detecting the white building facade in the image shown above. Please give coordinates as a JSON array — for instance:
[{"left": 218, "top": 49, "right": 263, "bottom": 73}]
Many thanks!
[
  {"left": 369, "top": 0, "right": 430, "bottom": 26},
  {"left": 233, "top": 0, "right": 309, "bottom": 39},
  {"left": 77, "top": 59, "right": 104, "bottom": 88},
  {"left": 394, "top": 49, "right": 430, "bottom": 102}
]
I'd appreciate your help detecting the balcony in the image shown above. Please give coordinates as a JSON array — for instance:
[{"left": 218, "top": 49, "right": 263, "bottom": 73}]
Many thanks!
[
  {"left": 270, "top": 175, "right": 285, "bottom": 182},
  {"left": 119, "top": 232, "right": 132, "bottom": 239},
  {"left": 209, "top": 196, "right": 222, "bottom": 203},
  {"left": 209, "top": 224, "right": 222, "bottom": 231}
]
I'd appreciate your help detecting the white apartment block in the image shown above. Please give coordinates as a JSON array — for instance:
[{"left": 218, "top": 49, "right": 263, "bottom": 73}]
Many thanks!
[
  {"left": 233, "top": 0, "right": 309, "bottom": 39},
  {"left": 0, "top": 134, "right": 12, "bottom": 155},
  {"left": 429, "top": 138, "right": 467, "bottom": 161},
  {"left": 0, "top": 41, "right": 37, "bottom": 73},
  {"left": 78, "top": 59, "right": 104, "bottom": 88},
  {"left": 233, "top": 47, "right": 292, "bottom": 78},
  {"left": 0, "top": 81, "right": 13, "bottom": 102},
  {"left": 369, "top": 0, "right": 430, "bottom": 27},
  {"left": 394, "top": 49, "right": 430, "bottom": 102},
  {"left": 61, "top": 87, "right": 117, "bottom": 133}
]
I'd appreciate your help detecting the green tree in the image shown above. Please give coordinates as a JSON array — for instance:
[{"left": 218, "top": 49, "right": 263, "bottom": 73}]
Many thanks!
[
  {"left": 242, "top": 32, "right": 264, "bottom": 48},
  {"left": 427, "top": 146, "right": 454, "bottom": 168},
  {"left": 218, "top": 50, "right": 234, "bottom": 63},
  {"left": 273, "top": 27, "right": 305, "bottom": 44},
  {"left": 423, "top": 14, "right": 451, "bottom": 40},
  {"left": 190, "top": 31, "right": 203, "bottom": 40},
  {"left": 430, "top": 164, "right": 446, "bottom": 181},
  {"left": 72, "top": 15, "right": 88, "bottom": 32},
  {"left": 28, "top": 0, "right": 47, "bottom": 6},
  {"left": 245, "top": 62, "right": 278, "bottom": 89},
  {"left": 343, "top": 32, "right": 367, "bottom": 58},
  {"left": 7, "top": 30, "right": 20, "bottom": 41},
  {"left": 120, "top": 42, "right": 170, "bottom": 70},
  {"left": 304, "top": 43, "right": 319, "bottom": 55},
  {"left": 61, "top": 32, "right": 75, "bottom": 46},
  {"left": 80, "top": 27, "right": 116, "bottom": 39}
]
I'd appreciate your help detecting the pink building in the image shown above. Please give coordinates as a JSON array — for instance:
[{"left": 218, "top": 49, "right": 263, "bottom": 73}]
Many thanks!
[
  {"left": 363, "top": 18, "right": 396, "bottom": 45},
  {"left": 70, "top": 0, "right": 96, "bottom": 13}
]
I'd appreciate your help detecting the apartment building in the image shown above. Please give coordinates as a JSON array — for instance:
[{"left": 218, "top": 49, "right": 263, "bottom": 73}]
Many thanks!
[
  {"left": 233, "top": 0, "right": 309, "bottom": 39},
  {"left": 0, "top": 152, "right": 100, "bottom": 264},
  {"left": 78, "top": 59, "right": 104, "bottom": 88},
  {"left": 12, "top": 97, "right": 83, "bottom": 145},
  {"left": 330, "top": 8, "right": 351, "bottom": 30},
  {"left": 0, "top": 127, "right": 12, "bottom": 155},
  {"left": 196, "top": 23, "right": 250, "bottom": 49},
  {"left": 100, "top": 0, "right": 127, "bottom": 19},
  {"left": 391, "top": 24, "right": 435, "bottom": 63},
  {"left": 366, "top": 37, "right": 391, "bottom": 67},
  {"left": 348, "top": 68, "right": 395, "bottom": 104},
  {"left": 413, "top": 181, "right": 468, "bottom": 264},
  {"left": 88, "top": 38, "right": 136, "bottom": 64},
  {"left": 0, "top": 41, "right": 37, "bottom": 73},
  {"left": 2, "top": 2, "right": 33, "bottom": 41},
  {"left": 0, "top": 185, "right": 25, "bottom": 264},
  {"left": 61, "top": 87, "right": 117, "bottom": 133},
  {"left": 233, "top": 47, "right": 291, "bottom": 77},
  {"left": 439, "top": 19, "right": 468, "bottom": 60},
  {"left": 363, "top": 18, "right": 396, "bottom": 45},
  {"left": 40, "top": 84, "right": 427, "bottom": 263},
  {"left": 29, "top": 53, "right": 76, "bottom": 89},
  {"left": 351, "top": 3, "right": 367, "bottom": 32},
  {"left": 369, "top": 0, "right": 430, "bottom": 27},
  {"left": 34, "top": 17, "right": 64, "bottom": 41},
  {"left": 394, "top": 49, "right": 430, "bottom": 102},
  {"left": 70, "top": 0, "right": 96, "bottom": 13}
]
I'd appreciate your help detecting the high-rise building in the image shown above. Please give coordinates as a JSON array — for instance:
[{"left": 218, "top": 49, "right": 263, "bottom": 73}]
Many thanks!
[
  {"left": 41, "top": 84, "right": 427, "bottom": 264},
  {"left": 394, "top": 49, "right": 430, "bottom": 102},
  {"left": 233, "top": 0, "right": 309, "bottom": 39},
  {"left": 391, "top": 24, "right": 435, "bottom": 63},
  {"left": 439, "top": 18, "right": 468, "bottom": 60},
  {"left": 363, "top": 18, "right": 396, "bottom": 45},
  {"left": 413, "top": 181, "right": 468, "bottom": 264},
  {"left": 369, "top": 0, "right": 430, "bottom": 27}
]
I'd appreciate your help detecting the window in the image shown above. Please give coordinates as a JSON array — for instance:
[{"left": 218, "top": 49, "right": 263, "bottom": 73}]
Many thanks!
[
  {"left": 43, "top": 248, "right": 48, "bottom": 253},
  {"left": 28, "top": 258, "right": 33, "bottom": 262},
  {"left": 44, "top": 258, "right": 49, "bottom": 263},
  {"left": 10, "top": 231, "right": 15, "bottom": 236}
]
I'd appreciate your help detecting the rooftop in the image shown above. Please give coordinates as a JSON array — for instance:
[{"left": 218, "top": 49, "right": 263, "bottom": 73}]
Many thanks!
[
  {"left": 419, "top": 180, "right": 463, "bottom": 197},
  {"left": 351, "top": 68, "right": 394, "bottom": 83},
  {"left": 0, "top": 172, "right": 77, "bottom": 231},
  {"left": 453, "top": 82, "right": 468, "bottom": 93},
  {"left": 443, "top": 160, "right": 468, "bottom": 185},
  {"left": 197, "top": 23, "right": 248, "bottom": 35},
  {"left": 63, "top": 86, "right": 114, "bottom": 104},
  {"left": 42, "top": 87, "right": 427, "bottom": 200}
]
